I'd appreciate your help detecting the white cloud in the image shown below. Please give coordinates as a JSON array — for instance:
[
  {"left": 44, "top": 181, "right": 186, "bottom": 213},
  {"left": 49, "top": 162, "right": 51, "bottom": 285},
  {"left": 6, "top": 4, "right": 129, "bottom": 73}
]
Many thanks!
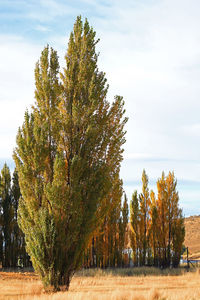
[{"left": 124, "top": 153, "right": 155, "bottom": 160}]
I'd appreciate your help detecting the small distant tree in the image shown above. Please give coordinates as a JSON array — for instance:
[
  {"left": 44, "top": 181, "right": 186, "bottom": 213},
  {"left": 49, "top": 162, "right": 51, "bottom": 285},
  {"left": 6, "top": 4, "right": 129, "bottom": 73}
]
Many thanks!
[{"left": 13, "top": 16, "right": 127, "bottom": 291}]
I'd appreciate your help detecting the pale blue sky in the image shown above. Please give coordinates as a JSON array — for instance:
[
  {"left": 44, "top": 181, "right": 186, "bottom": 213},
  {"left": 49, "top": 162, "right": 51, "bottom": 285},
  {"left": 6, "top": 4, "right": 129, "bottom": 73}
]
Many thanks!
[{"left": 0, "top": 0, "right": 200, "bottom": 216}]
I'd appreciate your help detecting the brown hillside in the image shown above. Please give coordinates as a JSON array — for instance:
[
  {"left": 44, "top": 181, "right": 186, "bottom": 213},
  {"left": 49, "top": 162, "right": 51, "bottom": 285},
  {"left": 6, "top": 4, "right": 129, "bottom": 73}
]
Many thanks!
[{"left": 184, "top": 215, "right": 200, "bottom": 259}]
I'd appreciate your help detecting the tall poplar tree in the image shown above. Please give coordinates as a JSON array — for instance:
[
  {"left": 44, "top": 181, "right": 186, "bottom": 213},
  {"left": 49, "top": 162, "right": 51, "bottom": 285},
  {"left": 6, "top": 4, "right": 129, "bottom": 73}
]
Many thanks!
[
  {"left": 11, "top": 169, "right": 26, "bottom": 267},
  {"left": 0, "top": 163, "right": 13, "bottom": 267},
  {"left": 13, "top": 16, "right": 127, "bottom": 291},
  {"left": 157, "top": 171, "right": 184, "bottom": 267},
  {"left": 129, "top": 190, "right": 140, "bottom": 266},
  {"left": 149, "top": 190, "right": 158, "bottom": 266},
  {"left": 139, "top": 169, "right": 150, "bottom": 265},
  {"left": 119, "top": 194, "right": 129, "bottom": 266},
  {"left": 0, "top": 173, "right": 2, "bottom": 266}
]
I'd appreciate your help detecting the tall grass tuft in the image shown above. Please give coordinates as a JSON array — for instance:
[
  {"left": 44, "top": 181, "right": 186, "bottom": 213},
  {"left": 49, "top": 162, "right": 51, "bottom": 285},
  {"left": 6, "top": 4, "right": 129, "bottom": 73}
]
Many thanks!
[{"left": 76, "top": 267, "right": 189, "bottom": 278}]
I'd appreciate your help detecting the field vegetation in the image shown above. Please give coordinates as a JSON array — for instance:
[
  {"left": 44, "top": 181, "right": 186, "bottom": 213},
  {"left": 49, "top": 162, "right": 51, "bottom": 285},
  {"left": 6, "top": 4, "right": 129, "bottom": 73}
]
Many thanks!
[{"left": 0, "top": 267, "right": 200, "bottom": 300}]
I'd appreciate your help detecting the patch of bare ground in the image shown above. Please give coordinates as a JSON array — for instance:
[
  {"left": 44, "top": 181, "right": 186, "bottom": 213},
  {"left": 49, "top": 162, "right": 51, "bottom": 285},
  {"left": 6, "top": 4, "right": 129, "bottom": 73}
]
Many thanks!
[{"left": 0, "top": 268, "right": 200, "bottom": 300}]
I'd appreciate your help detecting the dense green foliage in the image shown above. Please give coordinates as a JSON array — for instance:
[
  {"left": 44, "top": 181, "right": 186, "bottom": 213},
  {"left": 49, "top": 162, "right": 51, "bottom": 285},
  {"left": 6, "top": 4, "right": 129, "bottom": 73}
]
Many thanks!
[
  {"left": 13, "top": 16, "right": 127, "bottom": 291},
  {"left": 129, "top": 170, "right": 185, "bottom": 268}
]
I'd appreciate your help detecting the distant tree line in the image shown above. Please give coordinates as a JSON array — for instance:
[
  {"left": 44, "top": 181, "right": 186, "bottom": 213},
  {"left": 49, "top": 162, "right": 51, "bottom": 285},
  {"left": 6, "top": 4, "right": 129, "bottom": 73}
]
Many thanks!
[
  {"left": 129, "top": 170, "right": 185, "bottom": 268},
  {"left": 0, "top": 163, "right": 31, "bottom": 268}
]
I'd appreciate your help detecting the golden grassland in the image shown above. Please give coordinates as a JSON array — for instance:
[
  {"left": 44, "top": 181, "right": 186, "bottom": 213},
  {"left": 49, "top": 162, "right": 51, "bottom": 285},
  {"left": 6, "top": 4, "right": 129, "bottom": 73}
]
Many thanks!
[
  {"left": 0, "top": 268, "right": 200, "bottom": 300},
  {"left": 184, "top": 215, "right": 200, "bottom": 259}
]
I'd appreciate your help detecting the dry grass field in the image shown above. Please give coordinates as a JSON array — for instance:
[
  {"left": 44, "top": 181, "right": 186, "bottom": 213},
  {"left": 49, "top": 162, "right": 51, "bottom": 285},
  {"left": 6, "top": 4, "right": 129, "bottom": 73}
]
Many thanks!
[
  {"left": 184, "top": 215, "right": 200, "bottom": 259},
  {"left": 0, "top": 268, "right": 200, "bottom": 300}
]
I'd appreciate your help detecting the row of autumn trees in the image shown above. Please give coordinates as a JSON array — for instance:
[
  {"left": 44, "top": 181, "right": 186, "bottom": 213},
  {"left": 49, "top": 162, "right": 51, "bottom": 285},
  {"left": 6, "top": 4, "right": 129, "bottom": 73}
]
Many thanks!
[
  {"left": 0, "top": 164, "right": 30, "bottom": 268},
  {"left": 129, "top": 170, "right": 185, "bottom": 268}
]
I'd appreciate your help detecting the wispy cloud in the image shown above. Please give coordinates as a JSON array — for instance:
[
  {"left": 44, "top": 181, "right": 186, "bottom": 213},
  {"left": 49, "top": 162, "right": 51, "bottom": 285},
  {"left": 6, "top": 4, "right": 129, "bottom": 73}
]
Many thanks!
[
  {"left": 35, "top": 25, "right": 50, "bottom": 32},
  {"left": 27, "top": 0, "right": 80, "bottom": 22},
  {"left": 182, "top": 124, "right": 200, "bottom": 137}
]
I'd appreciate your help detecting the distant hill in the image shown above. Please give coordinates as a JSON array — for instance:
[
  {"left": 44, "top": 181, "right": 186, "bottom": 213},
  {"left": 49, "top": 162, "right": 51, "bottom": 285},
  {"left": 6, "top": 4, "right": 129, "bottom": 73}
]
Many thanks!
[{"left": 184, "top": 215, "right": 200, "bottom": 259}]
